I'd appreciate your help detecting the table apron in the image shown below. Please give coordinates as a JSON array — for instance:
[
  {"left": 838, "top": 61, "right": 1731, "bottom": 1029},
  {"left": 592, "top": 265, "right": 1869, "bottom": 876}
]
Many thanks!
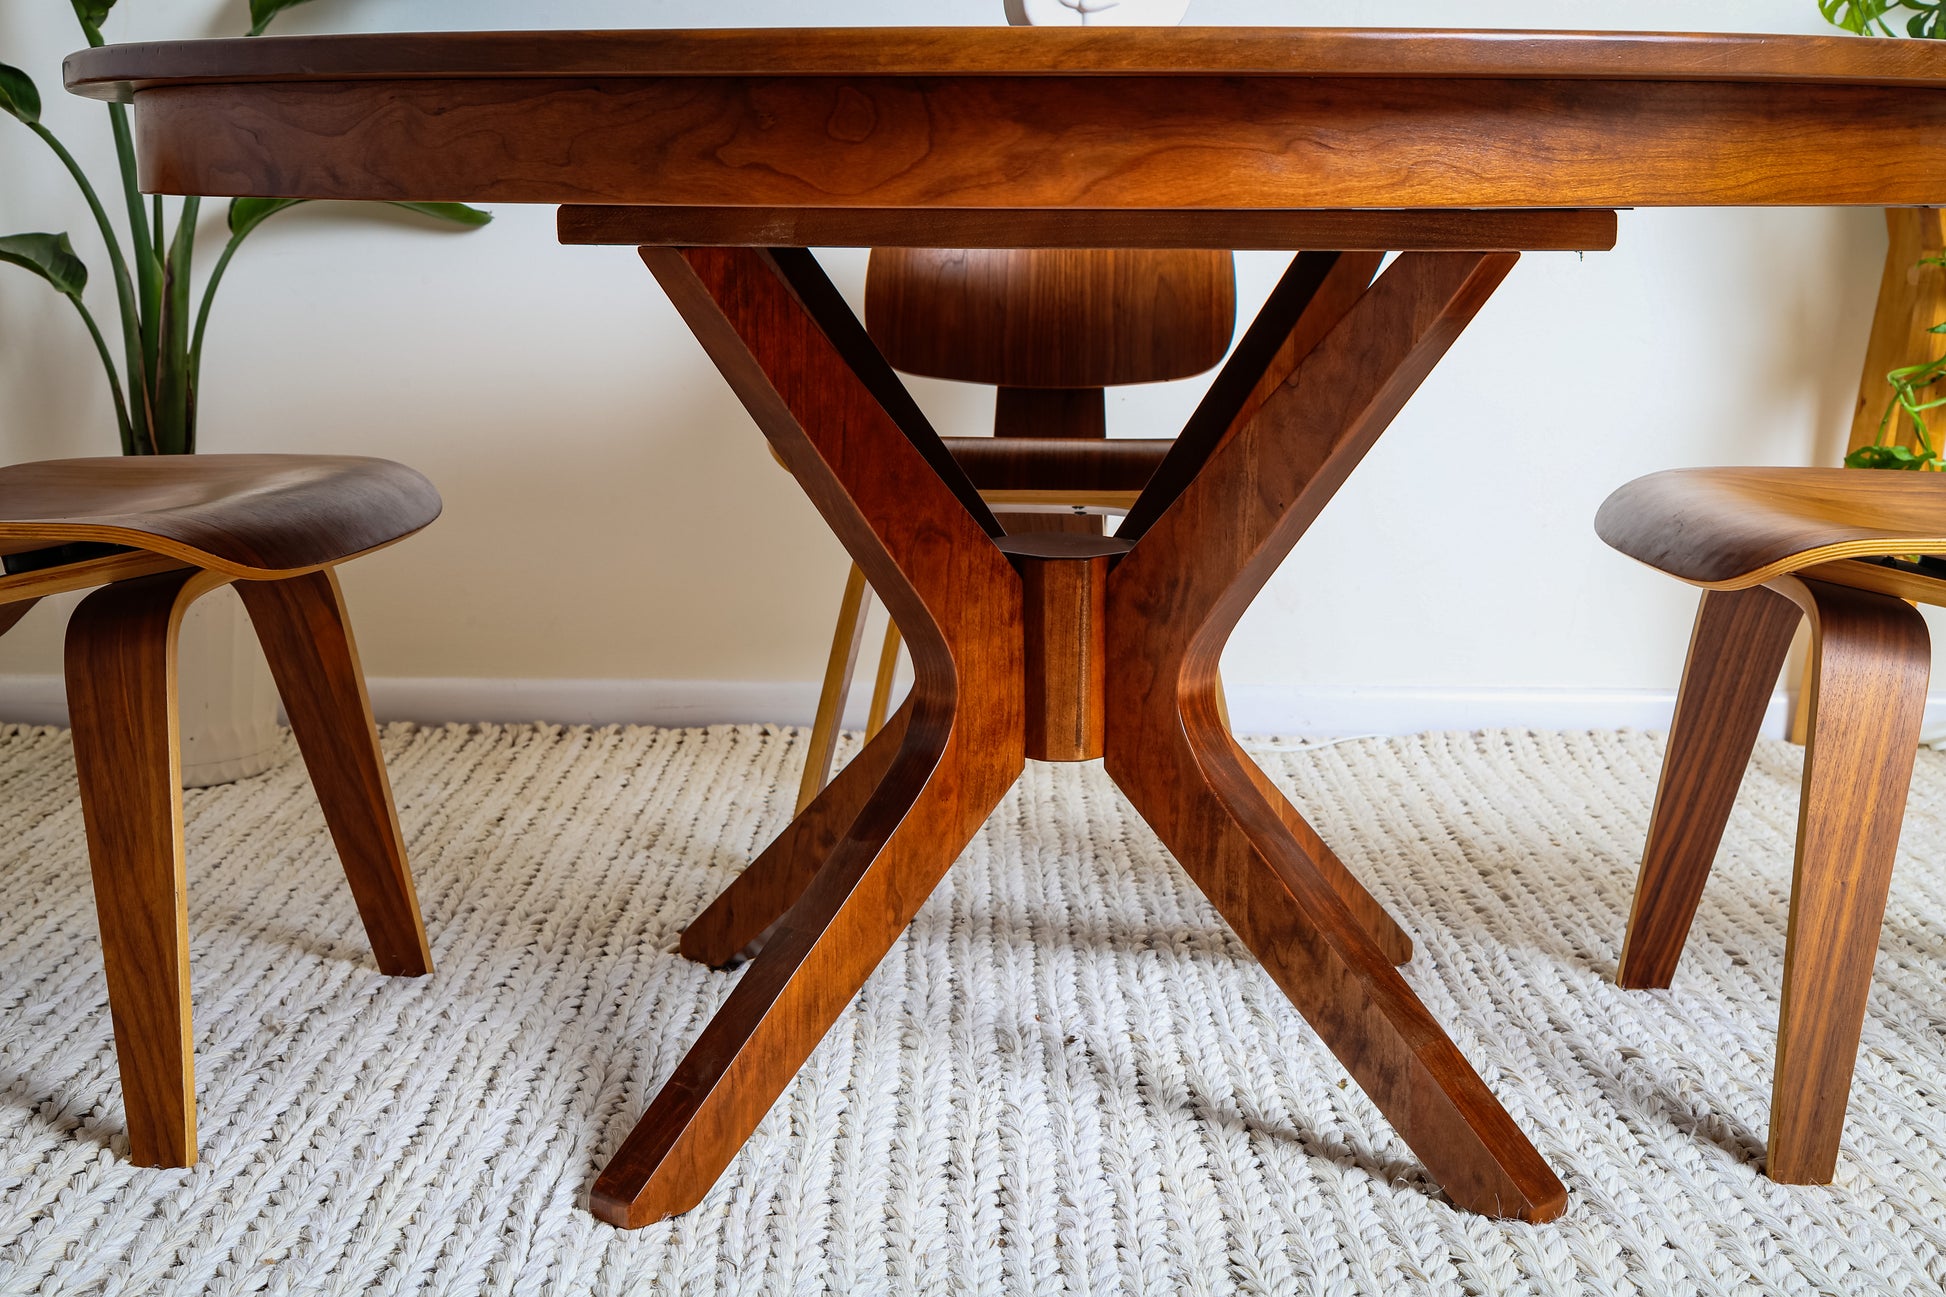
[{"left": 130, "top": 76, "right": 1946, "bottom": 208}]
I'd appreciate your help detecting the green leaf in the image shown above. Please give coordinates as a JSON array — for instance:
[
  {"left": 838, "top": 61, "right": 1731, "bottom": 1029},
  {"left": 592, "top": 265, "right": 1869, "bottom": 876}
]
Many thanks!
[
  {"left": 0, "top": 232, "right": 88, "bottom": 296},
  {"left": 227, "top": 196, "right": 306, "bottom": 239},
  {"left": 1845, "top": 443, "right": 1935, "bottom": 469},
  {"left": 248, "top": 0, "right": 320, "bottom": 37},
  {"left": 70, "top": 0, "right": 116, "bottom": 32},
  {"left": 1819, "top": 0, "right": 1884, "bottom": 34},
  {"left": 388, "top": 201, "right": 493, "bottom": 228},
  {"left": 227, "top": 196, "right": 492, "bottom": 243},
  {"left": 1822, "top": 0, "right": 1946, "bottom": 37},
  {"left": 0, "top": 61, "right": 41, "bottom": 124}
]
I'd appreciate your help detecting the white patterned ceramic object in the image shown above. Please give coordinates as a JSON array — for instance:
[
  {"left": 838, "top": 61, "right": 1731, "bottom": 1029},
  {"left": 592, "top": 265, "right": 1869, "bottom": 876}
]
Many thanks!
[
  {"left": 175, "top": 583, "right": 282, "bottom": 787},
  {"left": 1006, "top": 0, "right": 1192, "bottom": 25}
]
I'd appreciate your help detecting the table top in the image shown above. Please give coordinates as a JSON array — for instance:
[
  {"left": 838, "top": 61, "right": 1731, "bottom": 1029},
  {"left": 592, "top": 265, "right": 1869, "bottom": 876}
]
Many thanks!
[
  {"left": 61, "top": 27, "right": 1946, "bottom": 94},
  {"left": 63, "top": 28, "right": 1946, "bottom": 213}
]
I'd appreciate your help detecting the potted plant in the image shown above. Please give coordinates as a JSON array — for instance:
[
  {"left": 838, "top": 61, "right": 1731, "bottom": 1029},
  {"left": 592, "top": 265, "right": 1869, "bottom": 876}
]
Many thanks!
[
  {"left": 1819, "top": 2, "right": 1946, "bottom": 470},
  {"left": 0, "top": 0, "right": 488, "bottom": 784}
]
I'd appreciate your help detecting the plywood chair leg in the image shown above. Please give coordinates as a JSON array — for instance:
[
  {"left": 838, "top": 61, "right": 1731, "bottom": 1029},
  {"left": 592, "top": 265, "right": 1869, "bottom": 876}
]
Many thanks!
[
  {"left": 1787, "top": 650, "right": 1814, "bottom": 747},
  {"left": 1618, "top": 585, "right": 1802, "bottom": 989},
  {"left": 864, "top": 617, "right": 901, "bottom": 737},
  {"left": 1765, "top": 576, "right": 1929, "bottom": 1184},
  {"left": 64, "top": 567, "right": 229, "bottom": 1167},
  {"left": 797, "top": 564, "right": 872, "bottom": 813},
  {"left": 235, "top": 569, "right": 432, "bottom": 978},
  {"left": 0, "top": 596, "right": 39, "bottom": 639}
]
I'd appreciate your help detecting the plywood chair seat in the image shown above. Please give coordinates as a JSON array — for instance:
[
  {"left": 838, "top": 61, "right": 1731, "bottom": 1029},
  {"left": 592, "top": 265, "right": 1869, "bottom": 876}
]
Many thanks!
[
  {"left": 946, "top": 435, "right": 1174, "bottom": 495},
  {"left": 0, "top": 453, "right": 437, "bottom": 1171},
  {"left": 0, "top": 454, "right": 442, "bottom": 577},
  {"left": 1598, "top": 464, "right": 1946, "bottom": 1187},
  {"left": 1595, "top": 466, "right": 1946, "bottom": 589}
]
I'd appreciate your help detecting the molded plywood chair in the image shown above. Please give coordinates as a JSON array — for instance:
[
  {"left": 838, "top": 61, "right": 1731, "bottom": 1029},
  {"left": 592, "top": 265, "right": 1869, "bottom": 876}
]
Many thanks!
[
  {"left": 1596, "top": 465, "right": 1946, "bottom": 1183},
  {"left": 797, "top": 248, "right": 1237, "bottom": 807},
  {"left": 0, "top": 454, "right": 439, "bottom": 1167}
]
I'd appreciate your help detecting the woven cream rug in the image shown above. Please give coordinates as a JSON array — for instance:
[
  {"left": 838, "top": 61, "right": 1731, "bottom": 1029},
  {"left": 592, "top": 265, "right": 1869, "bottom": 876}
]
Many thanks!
[{"left": 4, "top": 723, "right": 1946, "bottom": 1295}]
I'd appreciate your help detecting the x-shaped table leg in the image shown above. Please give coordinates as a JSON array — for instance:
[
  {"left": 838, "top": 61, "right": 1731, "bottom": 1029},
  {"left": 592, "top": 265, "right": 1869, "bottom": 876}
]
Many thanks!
[{"left": 591, "top": 242, "right": 1567, "bottom": 1228}]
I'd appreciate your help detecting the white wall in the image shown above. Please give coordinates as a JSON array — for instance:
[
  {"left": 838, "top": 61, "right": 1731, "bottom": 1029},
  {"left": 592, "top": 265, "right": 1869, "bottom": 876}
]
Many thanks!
[{"left": 0, "top": 0, "right": 1904, "bottom": 732}]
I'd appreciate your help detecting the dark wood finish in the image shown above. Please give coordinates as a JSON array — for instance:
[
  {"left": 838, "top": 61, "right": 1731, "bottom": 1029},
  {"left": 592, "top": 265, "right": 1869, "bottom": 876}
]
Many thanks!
[
  {"left": 866, "top": 248, "right": 1233, "bottom": 537},
  {"left": 557, "top": 205, "right": 1620, "bottom": 252},
  {"left": 64, "top": 568, "right": 223, "bottom": 1166},
  {"left": 1106, "top": 249, "right": 1563, "bottom": 1222},
  {"left": 236, "top": 569, "right": 432, "bottom": 976},
  {"left": 1766, "top": 576, "right": 1930, "bottom": 1182},
  {"left": 992, "top": 388, "right": 1105, "bottom": 440},
  {"left": 595, "top": 245, "right": 1025, "bottom": 1228},
  {"left": 1122, "top": 251, "right": 1383, "bottom": 541},
  {"left": 947, "top": 436, "right": 1170, "bottom": 495},
  {"left": 684, "top": 699, "right": 914, "bottom": 969},
  {"left": 988, "top": 390, "right": 1110, "bottom": 537},
  {"left": 620, "top": 242, "right": 1579, "bottom": 1225},
  {"left": 772, "top": 250, "right": 1002, "bottom": 538},
  {"left": 102, "top": 26, "right": 1946, "bottom": 1228},
  {"left": 0, "top": 597, "right": 39, "bottom": 638},
  {"left": 0, "top": 455, "right": 441, "bottom": 578},
  {"left": 999, "top": 535, "right": 1122, "bottom": 763},
  {"left": 626, "top": 240, "right": 1550, "bottom": 1227},
  {"left": 69, "top": 28, "right": 1946, "bottom": 93},
  {"left": 0, "top": 453, "right": 441, "bottom": 1168},
  {"left": 108, "top": 75, "right": 1946, "bottom": 211},
  {"left": 1617, "top": 585, "right": 1804, "bottom": 989},
  {"left": 56, "top": 562, "right": 435, "bottom": 1168},
  {"left": 1597, "top": 466, "right": 1946, "bottom": 590},
  {"left": 865, "top": 249, "right": 1234, "bottom": 390},
  {"left": 1603, "top": 471, "right": 1946, "bottom": 1182},
  {"left": 798, "top": 241, "right": 1234, "bottom": 807}
]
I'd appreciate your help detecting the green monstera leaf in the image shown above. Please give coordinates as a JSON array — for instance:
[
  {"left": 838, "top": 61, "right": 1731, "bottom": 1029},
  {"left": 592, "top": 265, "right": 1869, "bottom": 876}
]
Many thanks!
[
  {"left": 0, "top": 232, "right": 89, "bottom": 297},
  {"left": 1820, "top": 0, "right": 1946, "bottom": 37},
  {"left": 248, "top": 0, "right": 322, "bottom": 37},
  {"left": 0, "top": 61, "right": 41, "bottom": 124}
]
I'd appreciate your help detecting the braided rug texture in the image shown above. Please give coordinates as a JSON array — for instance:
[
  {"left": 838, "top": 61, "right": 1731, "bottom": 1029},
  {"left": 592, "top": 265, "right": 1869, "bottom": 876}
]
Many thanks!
[{"left": 3, "top": 722, "right": 1946, "bottom": 1295}]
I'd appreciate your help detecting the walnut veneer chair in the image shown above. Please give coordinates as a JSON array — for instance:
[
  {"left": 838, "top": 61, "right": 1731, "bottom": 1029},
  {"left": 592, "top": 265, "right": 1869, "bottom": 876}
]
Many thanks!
[
  {"left": 1596, "top": 465, "right": 1946, "bottom": 1183},
  {"left": 0, "top": 454, "right": 439, "bottom": 1167},
  {"left": 796, "top": 247, "right": 1238, "bottom": 808}
]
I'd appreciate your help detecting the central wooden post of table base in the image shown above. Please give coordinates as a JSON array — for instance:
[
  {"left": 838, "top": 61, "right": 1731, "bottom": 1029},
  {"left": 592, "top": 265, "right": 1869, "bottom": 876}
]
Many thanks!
[{"left": 593, "top": 240, "right": 1568, "bottom": 1231}]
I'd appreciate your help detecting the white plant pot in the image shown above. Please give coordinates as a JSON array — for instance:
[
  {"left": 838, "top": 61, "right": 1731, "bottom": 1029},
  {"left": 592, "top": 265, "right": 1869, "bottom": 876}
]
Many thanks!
[
  {"left": 175, "top": 584, "right": 283, "bottom": 788},
  {"left": 1007, "top": 0, "right": 1192, "bottom": 25}
]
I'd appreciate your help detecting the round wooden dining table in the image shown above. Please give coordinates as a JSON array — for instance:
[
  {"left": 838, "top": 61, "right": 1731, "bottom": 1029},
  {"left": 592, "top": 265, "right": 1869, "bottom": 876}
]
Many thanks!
[{"left": 66, "top": 27, "right": 1946, "bottom": 1229}]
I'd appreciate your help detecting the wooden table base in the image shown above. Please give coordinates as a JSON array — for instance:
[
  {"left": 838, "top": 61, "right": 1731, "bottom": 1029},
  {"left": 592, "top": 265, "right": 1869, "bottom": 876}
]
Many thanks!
[{"left": 590, "top": 241, "right": 1570, "bottom": 1229}]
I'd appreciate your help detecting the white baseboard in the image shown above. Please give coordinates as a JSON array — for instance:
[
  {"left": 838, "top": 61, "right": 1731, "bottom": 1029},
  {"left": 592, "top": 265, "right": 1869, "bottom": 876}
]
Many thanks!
[
  {"left": 0, "top": 677, "right": 66, "bottom": 727},
  {"left": 363, "top": 677, "right": 827, "bottom": 728},
  {"left": 4, "top": 674, "right": 1945, "bottom": 740},
  {"left": 1219, "top": 685, "right": 1709, "bottom": 739}
]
